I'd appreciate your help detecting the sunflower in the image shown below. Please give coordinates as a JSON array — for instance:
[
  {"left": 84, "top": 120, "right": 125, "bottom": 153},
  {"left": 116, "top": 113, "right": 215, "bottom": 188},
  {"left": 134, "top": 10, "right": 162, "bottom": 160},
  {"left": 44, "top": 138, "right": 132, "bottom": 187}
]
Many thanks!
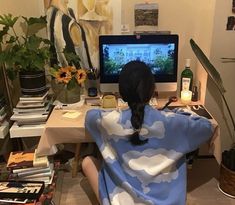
[
  {"left": 55, "top": 66, "right": 72, "bottom": 84},
  {"left": 76, "top": 69, "right": 87, "bottom": 84}
]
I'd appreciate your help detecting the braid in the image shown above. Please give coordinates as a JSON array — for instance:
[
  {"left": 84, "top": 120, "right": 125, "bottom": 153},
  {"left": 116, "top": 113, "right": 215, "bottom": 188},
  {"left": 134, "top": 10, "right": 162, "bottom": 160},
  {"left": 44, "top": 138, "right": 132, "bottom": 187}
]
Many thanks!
[{"left": 129, "top": 102, "right": 148, "bottom": 145}]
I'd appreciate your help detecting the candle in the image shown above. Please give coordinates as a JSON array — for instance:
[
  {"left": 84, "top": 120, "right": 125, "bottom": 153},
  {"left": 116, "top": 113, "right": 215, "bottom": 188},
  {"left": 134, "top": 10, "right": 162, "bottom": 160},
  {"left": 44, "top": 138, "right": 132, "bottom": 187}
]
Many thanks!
[{"left": 181, "top": 90, "right": 192, "bottom": 104}]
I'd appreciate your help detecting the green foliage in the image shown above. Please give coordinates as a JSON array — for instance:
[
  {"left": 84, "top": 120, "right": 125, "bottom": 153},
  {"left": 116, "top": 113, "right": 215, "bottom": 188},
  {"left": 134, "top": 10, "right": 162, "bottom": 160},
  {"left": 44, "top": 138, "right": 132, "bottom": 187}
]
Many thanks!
[{"left": 0, "top": 14, "right": 51, "bottom": 80}]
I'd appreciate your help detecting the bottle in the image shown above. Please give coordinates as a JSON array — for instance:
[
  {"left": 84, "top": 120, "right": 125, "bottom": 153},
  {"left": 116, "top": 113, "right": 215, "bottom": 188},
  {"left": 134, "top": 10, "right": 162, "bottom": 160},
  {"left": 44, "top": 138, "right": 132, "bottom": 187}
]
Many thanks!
[
  {"left": 192, "top": 85, "right": 198, "bottom": 102},
  {"left": 181, "top": 59, "right": 193, "bottom": 91}
]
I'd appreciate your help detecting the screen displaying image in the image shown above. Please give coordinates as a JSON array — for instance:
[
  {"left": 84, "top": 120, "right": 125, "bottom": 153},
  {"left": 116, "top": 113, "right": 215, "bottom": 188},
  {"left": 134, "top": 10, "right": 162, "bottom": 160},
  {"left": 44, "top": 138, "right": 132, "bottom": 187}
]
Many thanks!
[{"left": 102, "top": 43, "right": 176, "bottom": 76}]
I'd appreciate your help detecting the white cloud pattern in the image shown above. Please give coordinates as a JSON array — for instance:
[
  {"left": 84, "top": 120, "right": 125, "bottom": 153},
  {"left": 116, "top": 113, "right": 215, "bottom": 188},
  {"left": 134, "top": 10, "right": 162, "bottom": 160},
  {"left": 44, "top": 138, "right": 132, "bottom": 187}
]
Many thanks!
[
  {"left": 122, "top": 148, "right": 182, "bottom": 193},
  {"left": 104, "top": 187, "right": 148, "bottom": 205},
  {"left": 101, "top": 143, "right": 117, "bottom": 162},
  {"left": 97, "top": 110, "right": 165, "bottom": 142}
]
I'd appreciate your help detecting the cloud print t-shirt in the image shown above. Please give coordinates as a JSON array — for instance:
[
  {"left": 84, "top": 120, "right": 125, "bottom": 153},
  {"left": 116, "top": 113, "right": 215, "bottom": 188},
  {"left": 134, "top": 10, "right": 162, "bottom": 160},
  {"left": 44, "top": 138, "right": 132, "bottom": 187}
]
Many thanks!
[{"left": 85, "top": 105, "right": 213, "bottom": 205}]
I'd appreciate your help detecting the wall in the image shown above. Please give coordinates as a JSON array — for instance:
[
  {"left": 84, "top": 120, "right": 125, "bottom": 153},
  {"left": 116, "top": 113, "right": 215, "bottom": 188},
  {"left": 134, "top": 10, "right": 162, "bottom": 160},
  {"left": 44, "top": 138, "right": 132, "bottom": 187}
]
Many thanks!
[
  {"left": 206, "top": 0, "right": 235, "bottom": 151},
  {"left": 1, "top": 0, "right": 216, "bottom": 100},
  {"left": 122, "top": 0, "right": 216, "bottom": 99},
  {"left": 0, "top": 1, "right": 44, "bottom": 17}
]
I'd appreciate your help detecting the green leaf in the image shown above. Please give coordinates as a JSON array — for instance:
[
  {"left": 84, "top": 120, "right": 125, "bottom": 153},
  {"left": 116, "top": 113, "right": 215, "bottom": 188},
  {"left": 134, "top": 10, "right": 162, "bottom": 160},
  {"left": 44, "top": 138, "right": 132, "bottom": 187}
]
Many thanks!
[
  {"left": 6, "top": 68, "right": 17, "bottom": 81},
  {"left": 0, "top": 14, "right": 18, "bottom": 27},
  {"left": 190, "top": 39, "right": 226, "bottom": 94},
  {"left": 0, "top": 26, "right": 9, "bottom": 41},
  {"left": 22, "top": 16, "right": 47, "bottom": 36},
  {"left": 67, "top": 78, "right": 77, "bottom": 90}
]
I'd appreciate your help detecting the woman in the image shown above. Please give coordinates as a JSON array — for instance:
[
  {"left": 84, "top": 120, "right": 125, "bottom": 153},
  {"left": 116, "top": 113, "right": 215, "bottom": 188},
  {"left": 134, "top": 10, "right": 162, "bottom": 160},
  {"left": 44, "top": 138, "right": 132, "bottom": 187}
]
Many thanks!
[{"left": 83, "top": 61, "right": 214, "bottom": 205}]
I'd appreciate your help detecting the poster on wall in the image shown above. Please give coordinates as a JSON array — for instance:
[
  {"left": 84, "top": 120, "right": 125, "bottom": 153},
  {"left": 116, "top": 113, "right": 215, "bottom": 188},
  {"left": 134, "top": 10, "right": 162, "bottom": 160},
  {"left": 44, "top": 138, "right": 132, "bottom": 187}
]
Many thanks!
[
  {"left": 233, "top": 0, "right": 235, "bottom": 13},
  {"left": 226, "top": 16, "right": 235, "bottom": 30},
  {"left": 43, "top": 0, "right": 121, "bottom": 68},
  {"left": 134, "top": 3, "right": 158, "bottom": 33}
]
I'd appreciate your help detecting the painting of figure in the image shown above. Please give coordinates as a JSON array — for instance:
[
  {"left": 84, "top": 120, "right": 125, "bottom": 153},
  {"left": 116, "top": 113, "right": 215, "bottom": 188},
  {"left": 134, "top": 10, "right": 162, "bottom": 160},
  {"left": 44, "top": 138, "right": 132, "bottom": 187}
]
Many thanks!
[{"left": 44, "top": 0, "right": 115, "bottom": 68}]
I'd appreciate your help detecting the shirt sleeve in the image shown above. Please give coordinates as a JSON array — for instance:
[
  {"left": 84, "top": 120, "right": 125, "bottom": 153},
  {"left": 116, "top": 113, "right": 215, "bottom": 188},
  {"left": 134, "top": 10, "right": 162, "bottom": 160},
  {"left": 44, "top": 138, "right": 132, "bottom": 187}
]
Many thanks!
[{"left": 174, "top": 108, "right": 214, "bottom": 153}]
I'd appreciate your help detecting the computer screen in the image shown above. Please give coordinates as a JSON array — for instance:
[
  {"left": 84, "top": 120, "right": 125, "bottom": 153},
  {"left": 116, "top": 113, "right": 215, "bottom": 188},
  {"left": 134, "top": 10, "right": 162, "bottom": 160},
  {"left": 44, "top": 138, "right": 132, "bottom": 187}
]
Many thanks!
[{"left": 99, "top": 34, "right": 179, "bottom": 93}]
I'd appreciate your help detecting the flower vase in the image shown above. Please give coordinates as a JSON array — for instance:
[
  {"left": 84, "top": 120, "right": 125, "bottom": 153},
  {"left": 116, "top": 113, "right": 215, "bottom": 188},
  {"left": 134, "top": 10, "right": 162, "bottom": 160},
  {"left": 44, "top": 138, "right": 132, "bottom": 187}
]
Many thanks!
[{"left": 51, "top": 80, "right": 81, "bottom": 104}]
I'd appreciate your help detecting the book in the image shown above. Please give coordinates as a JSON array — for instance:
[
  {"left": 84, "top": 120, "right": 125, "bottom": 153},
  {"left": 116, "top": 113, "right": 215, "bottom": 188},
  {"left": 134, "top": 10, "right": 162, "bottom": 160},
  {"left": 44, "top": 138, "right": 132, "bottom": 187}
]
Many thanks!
[
  {"left": 19, "top": 170, "right": 55, "bottom": 185},
  {"left": 33, "top": 151, "right": 49, "bottom": 168},
  {"left": 13, "top": 104, "right": 50, "bottom": 114},
  {"left": 16, "top": 101, "right": 46, "bottom": 109},
  {"left": 10, "top": 113, "right": 48, "bottom": 123},
  {"left": 7, "top": 151, "right": 35, "bottom": 169},
  {"left": 21, "top": 171, "right": 52, "bottom": 179},
  {"left": 19, "top": 91, "right": 48, "bottom": 102},
  {"left": 14, "top": 166, "right": 50, "bottom": 176},
  {"left": 0, "top": 181, "right": 44, "bottom": 200},
  {"left": 0, "top": 198, "right": 28, "bottom": 204},
  {"left": 0, "top": 106, "right": 6, "bottom": 116},
  {"left": 0, "top": 113, "right": 7, "bottom": 122}
]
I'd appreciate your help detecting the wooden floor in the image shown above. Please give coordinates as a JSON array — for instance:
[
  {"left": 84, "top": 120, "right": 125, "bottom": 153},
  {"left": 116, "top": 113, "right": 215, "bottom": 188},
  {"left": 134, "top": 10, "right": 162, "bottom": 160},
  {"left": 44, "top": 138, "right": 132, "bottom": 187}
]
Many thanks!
[{"left": 58, "top": 158, "right": 235, "bottom": 205}]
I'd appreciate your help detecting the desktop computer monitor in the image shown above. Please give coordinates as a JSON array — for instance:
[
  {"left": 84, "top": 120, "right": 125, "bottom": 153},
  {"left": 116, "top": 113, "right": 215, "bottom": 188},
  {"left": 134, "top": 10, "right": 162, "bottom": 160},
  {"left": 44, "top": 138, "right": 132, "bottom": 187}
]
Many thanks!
[{"left": 99, "top": 34, "right": 179, "bottom": 93}]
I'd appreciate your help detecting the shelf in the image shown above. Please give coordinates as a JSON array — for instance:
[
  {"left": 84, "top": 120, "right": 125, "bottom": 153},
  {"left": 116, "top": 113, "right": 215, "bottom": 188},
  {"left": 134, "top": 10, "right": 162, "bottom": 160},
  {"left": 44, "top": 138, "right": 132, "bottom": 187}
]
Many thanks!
[
  {"left": 0, "top": 121, "right": 9, "bottom": 139},
  {"left": 10, "top": 122, "right": 45, "bottom": 138}
]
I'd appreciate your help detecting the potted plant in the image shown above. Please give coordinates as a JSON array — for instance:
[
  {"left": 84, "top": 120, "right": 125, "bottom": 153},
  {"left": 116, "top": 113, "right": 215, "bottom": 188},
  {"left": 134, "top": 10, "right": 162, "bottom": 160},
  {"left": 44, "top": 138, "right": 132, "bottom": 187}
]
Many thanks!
[
  {"left": 190, "top": 39, "right": 235, "bottom": 197},
  {"left": 0, "top": 14, "right": 51, "bottom": 95}
]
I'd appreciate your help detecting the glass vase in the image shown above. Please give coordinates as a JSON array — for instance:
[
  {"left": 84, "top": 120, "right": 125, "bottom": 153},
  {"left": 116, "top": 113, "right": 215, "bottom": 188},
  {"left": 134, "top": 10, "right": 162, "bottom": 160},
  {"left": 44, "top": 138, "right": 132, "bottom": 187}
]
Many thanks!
[{"left": 51, "top": 80, "right": 81, "bottom": 104}]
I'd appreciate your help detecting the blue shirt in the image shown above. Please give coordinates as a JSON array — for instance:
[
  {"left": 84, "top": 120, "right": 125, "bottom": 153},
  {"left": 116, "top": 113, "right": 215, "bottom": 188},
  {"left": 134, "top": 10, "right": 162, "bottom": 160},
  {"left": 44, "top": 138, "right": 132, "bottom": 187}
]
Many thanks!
[{"left": 85, "top": 105, "right": 213, "bottom": 205}]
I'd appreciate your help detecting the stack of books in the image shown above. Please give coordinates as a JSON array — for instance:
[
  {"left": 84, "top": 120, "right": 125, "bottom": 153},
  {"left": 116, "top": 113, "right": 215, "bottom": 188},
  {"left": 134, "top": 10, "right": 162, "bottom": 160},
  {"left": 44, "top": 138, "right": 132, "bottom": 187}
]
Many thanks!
[
  {"left": 0, "top": 95, "right": 7, "bottom": 125},
  {"left": 10, "top": 91, "right": 53, "bottom": 126},
  {"left": 0, "top": 95, "right": 9, "bottom": 139},
  {"left": 7, "top": 149, "right": 54, "bottom": 186}
]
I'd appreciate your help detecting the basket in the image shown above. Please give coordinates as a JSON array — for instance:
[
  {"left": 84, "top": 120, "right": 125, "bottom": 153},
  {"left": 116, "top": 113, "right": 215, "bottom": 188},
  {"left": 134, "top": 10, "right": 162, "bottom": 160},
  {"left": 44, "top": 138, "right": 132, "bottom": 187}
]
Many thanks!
[{"left": 218, "top": 163, "right": 235, "bottom": 197}]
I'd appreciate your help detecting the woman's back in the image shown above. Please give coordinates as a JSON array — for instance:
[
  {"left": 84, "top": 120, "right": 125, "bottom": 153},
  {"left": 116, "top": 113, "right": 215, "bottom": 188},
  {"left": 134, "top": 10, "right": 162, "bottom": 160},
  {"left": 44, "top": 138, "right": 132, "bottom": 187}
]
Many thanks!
[{"left": 85, "top": 104, "right": 213, "bottom": 205}]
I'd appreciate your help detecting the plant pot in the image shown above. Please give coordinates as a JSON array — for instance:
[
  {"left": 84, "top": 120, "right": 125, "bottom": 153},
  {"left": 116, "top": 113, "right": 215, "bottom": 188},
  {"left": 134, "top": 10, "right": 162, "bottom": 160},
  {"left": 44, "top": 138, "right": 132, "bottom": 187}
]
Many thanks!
[
  {"left": 218, "top": 163, "right": 235, "bottom": 198},
  {"left": 19, "top": 71, "right": 47, "bottom": 96}
]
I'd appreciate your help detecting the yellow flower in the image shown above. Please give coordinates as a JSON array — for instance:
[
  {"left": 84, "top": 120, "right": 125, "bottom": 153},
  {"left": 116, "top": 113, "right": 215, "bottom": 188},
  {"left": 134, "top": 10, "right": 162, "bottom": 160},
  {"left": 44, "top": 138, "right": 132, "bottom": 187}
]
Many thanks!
[
  {"left": 76, "top": 69, "right": 87, "bottom": 84},
  {"left": 55, "top": 66, "right": 72, "bottom": 84},
  {"left": 68, "top": 66, "right": 77, "bottom": 73}
]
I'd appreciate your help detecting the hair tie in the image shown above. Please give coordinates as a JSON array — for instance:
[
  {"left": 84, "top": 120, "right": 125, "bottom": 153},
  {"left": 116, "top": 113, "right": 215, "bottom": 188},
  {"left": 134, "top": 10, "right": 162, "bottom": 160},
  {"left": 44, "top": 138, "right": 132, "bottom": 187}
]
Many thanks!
[{"left": 134, "top": 128, "right": 141, "bottom": 132}]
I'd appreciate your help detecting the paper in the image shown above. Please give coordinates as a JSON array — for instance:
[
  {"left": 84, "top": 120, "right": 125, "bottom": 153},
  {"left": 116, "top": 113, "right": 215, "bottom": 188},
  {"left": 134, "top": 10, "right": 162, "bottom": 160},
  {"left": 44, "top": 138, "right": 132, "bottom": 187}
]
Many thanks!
[{"left": 62, "top": 111, "right": 81, "bottom": 119}]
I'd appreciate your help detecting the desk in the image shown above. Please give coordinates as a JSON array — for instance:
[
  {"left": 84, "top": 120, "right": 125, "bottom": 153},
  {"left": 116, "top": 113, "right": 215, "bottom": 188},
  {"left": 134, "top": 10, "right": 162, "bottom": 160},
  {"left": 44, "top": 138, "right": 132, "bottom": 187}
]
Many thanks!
[
  {"left": 36, "top": 105, "right": 93, "bottom": 177},
  {"left": 36, "top": 102, "right": 221, "bottom": 177}
]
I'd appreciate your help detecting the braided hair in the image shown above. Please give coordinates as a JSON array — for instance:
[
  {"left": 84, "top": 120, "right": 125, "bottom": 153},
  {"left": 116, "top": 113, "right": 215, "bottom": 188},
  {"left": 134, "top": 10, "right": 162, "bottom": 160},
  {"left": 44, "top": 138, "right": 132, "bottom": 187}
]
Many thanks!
[{"left": 119, "top": 61, "right": 155, "bottom": 145}]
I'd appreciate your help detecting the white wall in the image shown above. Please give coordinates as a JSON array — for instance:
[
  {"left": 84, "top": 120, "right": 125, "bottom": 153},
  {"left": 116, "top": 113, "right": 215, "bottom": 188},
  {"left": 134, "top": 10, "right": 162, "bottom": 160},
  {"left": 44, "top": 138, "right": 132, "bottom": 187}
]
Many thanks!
[
  {"left": 122, "top": 0, "right": 216, "bottom": 98},
  {"left": 0, "top": 1, "right": 43, "bottom": 16},
  {"left": 206, "top": 0, "right": 235, "bottom": 151}
]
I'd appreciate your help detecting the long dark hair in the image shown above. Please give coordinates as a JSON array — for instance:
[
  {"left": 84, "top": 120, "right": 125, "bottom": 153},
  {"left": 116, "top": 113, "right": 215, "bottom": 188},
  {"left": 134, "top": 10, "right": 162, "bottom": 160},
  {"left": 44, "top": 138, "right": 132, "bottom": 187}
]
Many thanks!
[{"left": 119, "top": 61, "right": 155, "bottom": 145}]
